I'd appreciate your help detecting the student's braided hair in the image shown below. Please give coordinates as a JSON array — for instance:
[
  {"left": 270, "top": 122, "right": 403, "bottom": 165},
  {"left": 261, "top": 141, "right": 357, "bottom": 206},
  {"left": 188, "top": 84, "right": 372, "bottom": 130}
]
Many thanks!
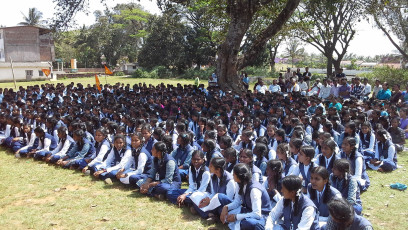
[{"left": 282, "top": 175, "right": 303, "bottom": 216}]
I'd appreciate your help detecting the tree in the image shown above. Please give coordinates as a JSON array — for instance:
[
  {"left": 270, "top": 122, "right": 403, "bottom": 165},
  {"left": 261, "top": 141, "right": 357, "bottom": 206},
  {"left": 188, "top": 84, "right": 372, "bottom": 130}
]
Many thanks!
[
  {"left": 19, "top": 8, "right": 44, "bottom": 26},
  {"left": 296, "top": 0, "right": 363, "bottom": 76},
  {"left": 52, "top": 0, "right": 300, "bottom": 93},
  {"left": 366, "top": 0, "right": 408, "bottom": 63},
  {"left": 137, "top": 13, "right": 189, "bottom": 71},
  {"left": 283, "top": 38, "right": 305, "bottom": 67}
]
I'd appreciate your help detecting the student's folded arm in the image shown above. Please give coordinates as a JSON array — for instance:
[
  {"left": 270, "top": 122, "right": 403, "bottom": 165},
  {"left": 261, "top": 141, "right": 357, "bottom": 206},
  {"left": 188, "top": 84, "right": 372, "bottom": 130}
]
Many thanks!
[{"left": 161, "top": 160, "right": 176, "bottom": 184}]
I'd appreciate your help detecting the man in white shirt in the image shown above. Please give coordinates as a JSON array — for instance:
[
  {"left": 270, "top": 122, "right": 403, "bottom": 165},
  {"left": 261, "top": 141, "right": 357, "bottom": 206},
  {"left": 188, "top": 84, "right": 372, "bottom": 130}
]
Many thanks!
[
  {"left": 307, "top": 78, "right": 321, "bottom": 96},
  {"left": 372, "top": 79, "right": 382, "bottom": 99},
  {"left": 318, "top": 78, "right": 332, "bottom": 101},
  {"left": 362, "top": 78, "right": 372, "bottom": 98},
  {"left": 298, "top": 78, "right": 308, "bottom": 96},
  {"left": 268, "top": 80, "right": 281, "bottom": 93},
  {"left": 255, "top": 79, "right": 268, "bottom": 94}
]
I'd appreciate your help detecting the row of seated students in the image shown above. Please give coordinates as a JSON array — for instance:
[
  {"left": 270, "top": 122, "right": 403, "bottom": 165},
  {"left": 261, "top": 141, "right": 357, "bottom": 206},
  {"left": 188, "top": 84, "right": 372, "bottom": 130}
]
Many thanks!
[{"left": 1, "top": 81, "right": 402, "bottom": 229}]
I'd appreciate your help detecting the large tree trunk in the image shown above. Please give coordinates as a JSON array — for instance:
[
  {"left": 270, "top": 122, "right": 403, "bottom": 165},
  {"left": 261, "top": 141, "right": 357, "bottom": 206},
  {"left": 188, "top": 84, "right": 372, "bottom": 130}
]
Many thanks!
[
  {"left": 268, "top": 45, "right": 278, "bottom": 72},
  {"left": 326, "top": 56, "right": 333, "bottom": 77},
  {"left": 333, "top": 59, "right": 341, "bottom": 74},
  {"left": 216, "top": 12, "right": 253, "bottom": 93}
]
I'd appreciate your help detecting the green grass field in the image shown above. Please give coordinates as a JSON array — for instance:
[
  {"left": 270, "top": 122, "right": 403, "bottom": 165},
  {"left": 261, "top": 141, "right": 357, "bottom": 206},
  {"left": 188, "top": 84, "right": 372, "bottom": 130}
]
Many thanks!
[{"left": 0, "top": 76, "right": 407, "bottom": 229}]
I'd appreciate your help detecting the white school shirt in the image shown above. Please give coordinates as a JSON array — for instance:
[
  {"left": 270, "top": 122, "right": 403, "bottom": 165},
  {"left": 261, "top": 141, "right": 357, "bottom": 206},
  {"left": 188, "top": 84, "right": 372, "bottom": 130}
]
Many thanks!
[
  {"left": 52, "top": 136, "right": 74, "bottom": 157},
  {"left": 184, "top": 167, "right": 211, "bottom": 194},
  {"left": 36, "top": 137, "right": 52, "bottom": 152},
  {"left": 374, "top": 141, "right": 396, "bottom": 165},
  {"left": 268, "top": 197, "right": 316, "bottom": 230},
  {"left": 87, "top": 142, "right": 111, "bottom": 167},
  {"left": 360, "top": 133, "right": 375, "bottom": 153},
  {"left": 17, "top": 132, "right": 37, "bottom": 151},
  {"left": 209, "top": 177, "right": 236, "bottom": 200},
  {"left": 126, "top": 151, "right": 149, "bottom": 175},
  {"left": 4, "top": 124, "right": 11, "bottom": 137},
  {"left": 107, "top": 148, "right": 132, "bottom": 173},
  {"left": 344, "top": 153, "right": 364, "bottom": 186},
  {"left": 227, "top": 185, "right": 263, "bottom": 221},
  {"left": 282, "top": 160, "right": 300, "bottom": 177},
  {"left": 256, "top": 85, "right": 268, "bottom": 94},
  {"left": 363, "top": 84, "right": 372, "bottom": 95}
]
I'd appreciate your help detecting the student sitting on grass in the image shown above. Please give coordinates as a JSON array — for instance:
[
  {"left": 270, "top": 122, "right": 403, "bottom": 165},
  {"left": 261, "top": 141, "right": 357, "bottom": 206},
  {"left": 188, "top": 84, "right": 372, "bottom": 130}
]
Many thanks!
[
  {"left": 330, "top": 159, "right": 363, "bottom": 215},
  {"left": 253, "top": 143, "right": 268, "bottom": 176},
  {"left": 267, "top": 175, "right": 320, "bottom": 230},
  {"left": 139, "top": 141, "right": 181, "bottom": 199},
  {"left": 316, "top": 139, "right": 340, "bottom": 175},
  {"left": 219, "top": 163, "right": 272, "bottom": 229},
  {"left": 14, "top": 123, "right": 38, "bottom": 158},
  {"left": 307, "top": 166, "right": 342, "bottom": 226},
  {"left": 239, "top": 149, "right": 264, "bottom": 184},
  {"left": 368, "top": 129, "right": 398, "bottom": 172},
  {"left": 27, "top": 127, "right": 58, "bottom": 159},
  {"left": 117, "top": 132, "right": 152, "bottom": 186},
  {"left": 43, "top": 126, "right": 74, "bottom": 164},
  {"left": 171, "top": 132, "right": 194, "bottom": 181},
  {"left": 298, "top": 146, "right": 317, "bottom": 194},
  {"left": 190, "top": 157, "right": 236, "bottom": 224},
  {"left": 277, "top": 143, "right": 299, "bottom": 177},
  {"left": 167, "top": 150, "right": 210, "bottom": 206},
  {"left": 264, "top": 159, "right": 283, "bottom": 208},
  {"left": 340, "top": 137, "right": 370, "bottom": 191},
  {"left": 81, "top": 127, "right": 111, "bottom": 175},
  {"left": 55, "top": 129, "right": 94, "bottom": 168},
  {"left": 92, "top": 134, "right": 130, "bottom": 184},
  {"left": 224, "top": 147, "right": 237, "bottom": 173}
]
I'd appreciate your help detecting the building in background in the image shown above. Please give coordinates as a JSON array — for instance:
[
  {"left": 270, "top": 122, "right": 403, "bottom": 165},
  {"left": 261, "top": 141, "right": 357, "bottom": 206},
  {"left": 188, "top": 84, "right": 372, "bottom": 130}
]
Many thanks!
[{"left": 0, "top": 26, "right": 54, "bottom": 81}]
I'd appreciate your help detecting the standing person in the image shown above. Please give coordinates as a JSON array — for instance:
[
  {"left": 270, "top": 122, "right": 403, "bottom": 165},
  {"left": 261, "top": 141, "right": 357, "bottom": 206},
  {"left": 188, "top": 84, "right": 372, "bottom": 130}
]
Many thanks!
[
  {"left": 362, "top": 78, "right": 372, "bottom": 100},
  {"left": 267, "top": 175, "right": 320, "bottom": 230},
  {"left": 140, "top": 141, "right": 181, "bottom": 199},
  {"left": 335, "top": 68, "right": 345, "bottom": 79},
  {"left": 303, "top": 66, "right": 312, "bottom": 88},
  {"left": 323, "top": 198, "right": 373, "bottom": 230},
  {"left": 242, "top": 72, "right": 249, "bottom": 90}
]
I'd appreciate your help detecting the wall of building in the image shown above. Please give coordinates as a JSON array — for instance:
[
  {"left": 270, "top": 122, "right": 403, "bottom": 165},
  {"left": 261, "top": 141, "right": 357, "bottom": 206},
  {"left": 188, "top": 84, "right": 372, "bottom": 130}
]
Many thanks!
[
  {"left": 0, "top": 62, "right": 50, "bottom": 81},
  {"left": 3, "top": 27, "right": 41, "bottom": 62}
]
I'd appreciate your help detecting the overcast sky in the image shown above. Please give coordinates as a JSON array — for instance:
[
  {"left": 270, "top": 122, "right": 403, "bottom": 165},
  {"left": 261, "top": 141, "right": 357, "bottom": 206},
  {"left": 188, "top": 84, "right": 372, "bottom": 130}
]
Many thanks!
[{"left": 0, "top": 0, "right": 400, "bottom": 57}]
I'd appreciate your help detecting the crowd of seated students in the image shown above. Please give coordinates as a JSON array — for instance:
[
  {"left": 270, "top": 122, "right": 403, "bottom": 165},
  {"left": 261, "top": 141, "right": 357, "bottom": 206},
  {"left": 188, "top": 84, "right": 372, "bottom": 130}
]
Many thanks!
[{"left": 1, "top": 77, "right": 406, "bottom": 229}]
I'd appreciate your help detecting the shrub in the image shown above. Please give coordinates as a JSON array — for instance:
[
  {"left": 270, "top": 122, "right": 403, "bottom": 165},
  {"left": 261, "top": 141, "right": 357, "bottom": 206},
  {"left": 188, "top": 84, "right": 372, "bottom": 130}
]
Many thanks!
[
  {"left": 357, "top": 66, "right": 408, "bottom": 86},
  {"left": 113, "top": 71, "right": 125, "bottom": 76},
  {"left": 131, "top": 69, "right": 149, "bottom": 78}
]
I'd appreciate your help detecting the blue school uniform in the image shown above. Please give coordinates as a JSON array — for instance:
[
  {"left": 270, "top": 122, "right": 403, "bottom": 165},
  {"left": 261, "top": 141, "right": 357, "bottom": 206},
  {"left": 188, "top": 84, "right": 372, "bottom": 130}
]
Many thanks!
[
  {"left": 72, "top": 138, "right": 97, "bottom": 170},
  {"left": 375, "top": 139, "right": 397, "bottom": 172},
  {"left": 63, "top": 137, "right": 95, "bottom": 168},
  {"left": 307, "top": 184, "right": 341, "bottom": 220},
  {"left": 171, "top": 144, "right": 194, "bottom": 180},
  {"left": 330, "top": 173, "right": 363, "bottom": 215},
  {"left": 252, "top": 165, "right": 264, "bottom": 184},
  {"left": 193, "top": 171, "right": 234, "bottom": 219},
  {"left": 128, "top": 148, "right": 153, "bottom": 185},
  {"left": 340, "top": 151, "right": 370, "bottom": 191},
  {"left": 359, "top": 132, "right": 376, "bottom": 161},
  {"left": 147, "top": 154, "right": 181, "bottom": 197},
  {"left": 144, "top": 136, "right": 157, "bottom": 155},
  {"left": 254, "top": 156, "right": 268, "bottom": 176},
  {"left": 204, "top": 149, "right": 223, "bottom": 167},
  {"left": 167, "top": 166, "right": 209, "bottom": 205},
  {"left": 33, "top": 133, "right": 58, "bottom": 160},
  {"left": 283, "top": 157, "right": 298, "bottom": 177},
  {"left": 317, "top": 153, "right": 340, "bottom": 175},
  {"left": 240, "top": 181, "right": 272, "bottom": 228},
  {"left": 299, "top": 162, "right": 316, "bottom": 191},
  {"left": 98, "top": 147, "right": 129, "bottom": 180},
  {"left": 281, "top": 194, "right": 320, "bottom": 230}
]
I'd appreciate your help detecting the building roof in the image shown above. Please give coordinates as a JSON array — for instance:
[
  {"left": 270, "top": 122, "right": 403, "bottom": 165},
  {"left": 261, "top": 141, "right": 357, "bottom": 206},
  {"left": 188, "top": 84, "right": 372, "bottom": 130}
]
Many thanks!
[{"left": 1, "top": 25, "right": 52, "bottom": 35}]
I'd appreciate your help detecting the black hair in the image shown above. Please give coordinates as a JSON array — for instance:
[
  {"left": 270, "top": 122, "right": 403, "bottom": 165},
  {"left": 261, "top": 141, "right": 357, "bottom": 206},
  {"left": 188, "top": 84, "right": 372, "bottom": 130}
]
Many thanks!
[
  {"left": 310, "top": 166, "right": 331, "bottom": 203},
  {"left": 73, "top": 129, "right": 85, "bottom": 139},
  {"left": 333, "top": 158, "right": 351, "bottom": 188},
  {"left": 253, "top": 143, "right": 268, "bottom": 159},
  {"left": 289, "top": 138, "right": 303, "bottom": 153},
  {"left": 34, "top": 126, "right": 45, "bottom": 135},
  {"left": 178, "top": 132, "right": 191, "bottom": 147},
  {"left": 205, "top": 130, "right": 217, "bottom": 140},
  {"left": 267, "top": 159, "right": 283, "bottom": 191},
  {"left": 202, "top": 138, "right": 216, "bottom": 162},
  {"left": 224, "top": 147, "right": 237, "bottom": 160},
  {"left": 210, "top": 157, "right": 226, "bottom": 182},
  {"left": 233, "top": 163, "right": 252, "bottom": 195},
  {"left": 327, "top": 198, "right": 355, "bottom": 226},
  {"left": 152, "top": 127, "right": 166, "bottom": 141},
  {"left": 162, "top": 135, "right": 174, "bottom": 153},
  {"left": 219, "top": 135, "right": 233, "bottom": 148},
  {"left": 282, "top": 175, "right": 303, "bottom": 216},
  {"left": 130, "top": 132, "right": 145, "bottom": 159},
  {"left": 342, "top": 136, "right": 357, "bottom": 160},
  {"left": 153, "top": 141, "right": 168, "bottom": 167},
  {"left": 300, "top": 145, "right": 315, "bottom": 163}
]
